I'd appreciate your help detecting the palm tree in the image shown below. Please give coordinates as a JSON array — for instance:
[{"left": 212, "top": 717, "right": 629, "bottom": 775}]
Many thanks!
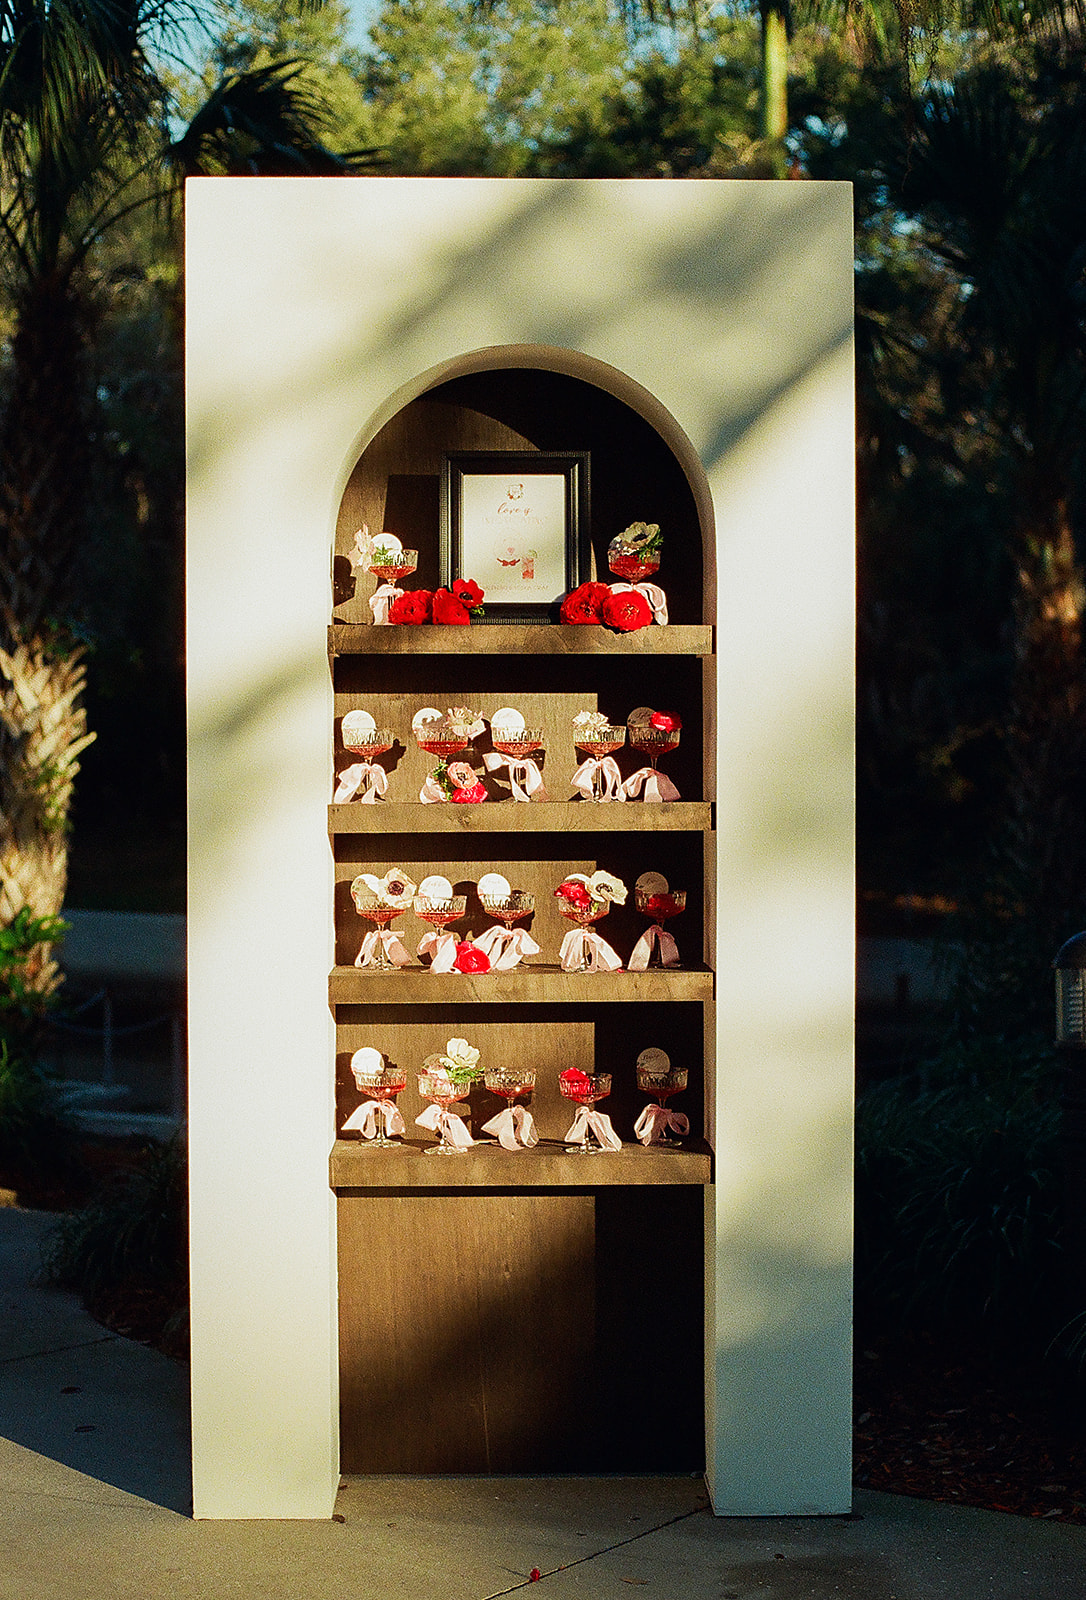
[{"left": 0, "top": 0, "right": 369, "bottom": 992}]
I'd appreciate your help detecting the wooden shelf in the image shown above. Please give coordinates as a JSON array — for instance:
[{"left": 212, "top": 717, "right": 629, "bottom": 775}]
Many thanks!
[
  {"left": 330, "top": 801, "right": 712, "bottom": 834},
  {"left": 330, "top": 623, "right": 712, "bottom": 657},
  {"left": 330, "top": 1138, "right": 712, "bottom": 1189},
  {"left": 329, "top": 964, "right": 713, "bottom": 1005}
]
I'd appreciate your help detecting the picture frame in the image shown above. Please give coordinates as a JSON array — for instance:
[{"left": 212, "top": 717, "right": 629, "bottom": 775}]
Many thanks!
[{"left": 440, "top": 451, "right": 590, "bottom": 622}]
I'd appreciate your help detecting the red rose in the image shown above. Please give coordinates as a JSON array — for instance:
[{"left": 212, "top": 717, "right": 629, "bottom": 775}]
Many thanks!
[
  {"left": 388, "top": 588, "right": 433, "bottom": 625},
  {"left": 450, "top": 781, "right": 487, "bottom": 803},
  {"left": 559, "top": 1068, "right": 592, "bottom": 1092},
  {"left": 454, "top": 940, "right": 491, "bottom": 973},
  {"left": 600, "top": 588, "right": 653, "bottom": 632},
  {"left": 650, "top": 711, "right": 682, "bottom": 732},
  {"left": 560, "top": 581, "right": 610, "bottom": 625},
  {"left": 451, "top": 578, "right": 484, "bottom": 611},
  {"left": 555, "top": 880, "right": 591, "bottom": 909},
  {"left": 432, "top": 587, "right": 471, "bottom": 624}
]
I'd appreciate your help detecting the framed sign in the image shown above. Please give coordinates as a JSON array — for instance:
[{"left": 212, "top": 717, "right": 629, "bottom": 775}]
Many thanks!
[{"left": 440, "top": 451, "right": 590, "bottom": 622}]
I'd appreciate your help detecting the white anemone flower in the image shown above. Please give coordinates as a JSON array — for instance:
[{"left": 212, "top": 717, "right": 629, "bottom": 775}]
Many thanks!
[
  {"left": 444, "top": 1037, "right": 480, "bottom": 1075},
  {"left": 588, "top": 869, "right": 627, "bottom": 906}
]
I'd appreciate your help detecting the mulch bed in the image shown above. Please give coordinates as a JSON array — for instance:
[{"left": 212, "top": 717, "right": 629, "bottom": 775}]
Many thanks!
[{"left": 854, "top": 1330, "right": 1086, "bottom": 1524}]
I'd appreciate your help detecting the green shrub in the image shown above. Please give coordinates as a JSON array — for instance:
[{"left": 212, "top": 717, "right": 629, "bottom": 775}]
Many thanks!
[{"left": 0, "top": 1039, "right": 84, "bottom": 1203}]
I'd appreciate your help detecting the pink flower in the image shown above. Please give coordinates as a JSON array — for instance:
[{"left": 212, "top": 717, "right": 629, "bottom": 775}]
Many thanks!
[
  {"left": 650, "top": 711, "right": 682, "bottom": 732},
  {"left": 454, "top": 940, "right": 490, "bottom": 973}
]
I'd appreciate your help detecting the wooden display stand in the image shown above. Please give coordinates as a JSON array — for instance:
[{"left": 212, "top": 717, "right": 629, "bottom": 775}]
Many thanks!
[{"left": 330, "top": 374, "right": 713, "bottom": 1472}]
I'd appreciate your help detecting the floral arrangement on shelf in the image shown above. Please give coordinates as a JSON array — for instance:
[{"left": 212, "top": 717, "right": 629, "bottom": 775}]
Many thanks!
[
  {"left": 424, "top": 1037, "right": 482, "bottom": 1086},
  {"left": 553, "top": 869, "right": 627, "bottom": 914},
  {"left": 559, "top": 518, "right": 667, "bottom": 629},
  {"left": 351, "top": 867, "right": 417, "bottom": 909},
  {"left": 427, "top": 759, "right": 487, "bottom": 803},
  {"left": 452, "top": 936, "right": 491, "bottom": 973},
  {"left": 388, "top": 578, "right": 485, "bottom": 626}
]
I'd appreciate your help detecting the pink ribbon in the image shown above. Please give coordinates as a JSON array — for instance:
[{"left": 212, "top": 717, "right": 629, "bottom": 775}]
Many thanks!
[
  {"left": 354, "top": 928, "right": 412, "bottom": 968},
  {"left": 415, "top": 1102, "right": 474, "bottom": 1149},
  {"left": 626, "top": 924, "right": 680, "bottom": 970},
  {"left": 419, "top": 772, "right": 447, "bottom": 803},
  {"left": 482, "top": 750, "right": 547, "bottom": 801},
  {"left": 481, "top": 1104, "right": 539, "bottom": 1150},
  {"left": 570, "top": 755, "right": 625, "bottom": 802},
  {"left": 622, "top": 767, "right": 681, "bottom": 802},
  {"left": 341, "top": 1099, "right": 406, "bottom": 1139},
  {"left": 633, "top": 1103, "right": 690, "bottom": 1146},
  {"left": 607, "top": 580, "right": 668, "bottom": 626},
  {"left": 473, "top": 925, "right": 541, "bottom": 970},
  {"left": 563, "top": 1104, "right": 622, "bottom": 1151},
  {"left": 417, "top": 928, "right": 459, "bottom": 973},
  {"left": 559, "top": 927, "right": 623, "bottom": 973},
  {"left": 333, "top": 761, "right": 388, "bottom": 804},
  {"left": 368, "top": 582, "right": 403, "bottom": 625}
]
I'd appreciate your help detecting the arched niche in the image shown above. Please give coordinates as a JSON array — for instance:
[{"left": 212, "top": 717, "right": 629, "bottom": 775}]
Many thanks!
[{"left": 332, "top": 351, "right": 711, "bottom": 627}]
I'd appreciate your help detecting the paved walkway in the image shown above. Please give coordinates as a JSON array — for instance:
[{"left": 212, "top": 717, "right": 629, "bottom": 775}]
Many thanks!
[{"left": 3, "top": 1206, "right": 1086, "bottom": 1600}]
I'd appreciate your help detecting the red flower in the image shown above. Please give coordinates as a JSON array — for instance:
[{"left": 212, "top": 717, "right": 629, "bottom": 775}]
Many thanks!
[
  {"left": 600, "top": 588, "right": 653, "bottom": 632},
  {"left": 555, "top": 880, "right": 592, "bottom": 909},
  {"left": 559, "top": 1068, "right": 592, "bottom": 1093},
  {"left": 450, "top": 781, "right": 487, "bottom": 804},
  {"left": 432, "top": 587, "right": 471, "bottom": 624},
  {"left": 560, "top": 581, "right": 610, "bottom": 625},
  {"left": 451, "top": 577, "right": 484, "bottom": 611},
  {"left": 650, "top": 711, "right": 682, "bottom": 732},
  {"left": 454, "top": 940, "right": 491, "bottom": 973},
  {"left": 388, "top": 588, "right": 433, "bottom": 625}
]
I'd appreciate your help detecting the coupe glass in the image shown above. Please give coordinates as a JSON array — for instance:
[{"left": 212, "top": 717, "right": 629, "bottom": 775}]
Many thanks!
[
  {"left": 479, "top": 889, "right": 534, "bottom": 930},
  {"left": 414, "top": 726, "right": 470, "bottom": 760},
  {"left": 342, "top": 727, "right": 394, "bottom": 762},
  {"left": 413, "top": 894, "right": 467, "bottom": 934},
  {"left": 573, "top": 725, "right": 626, "bottom": 802},
  {"left": 491, "top": 728, "right": 544, "bottom": 761},
  {"left": 368, "top": 548, "right": 418, "bottom": 585},
  {"left": 628, "top": 724, "right": 680, "bottom": 773},
  {"left": 349, "top": 1065, "right": 408, "bottom": 1147},
  {"left": 351, "top": 895, "right": 407, "bottom": 970},
  {"left": 417, "top": 1069, "right": 472, "bottom": 1155},
  {"left": 634, "top": 885, "right": 686, "bottom": 967},
  {"left": 556, "top": 897, "right": 610, "bottom": 971},
  {"left": 607, "top": 542, "right": 661, "bottom": 581},
  {"left": 635, "top": 1062, "right": 688, "bottom": 1146},
  {"left": 559, "top": 1071, "right": 613, "bottom": 1153}
]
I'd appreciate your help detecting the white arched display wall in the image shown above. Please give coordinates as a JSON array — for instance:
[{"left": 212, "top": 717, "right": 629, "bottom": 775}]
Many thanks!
[{"left": 185, "top": 177, "right": 855, "bottom": 1519}]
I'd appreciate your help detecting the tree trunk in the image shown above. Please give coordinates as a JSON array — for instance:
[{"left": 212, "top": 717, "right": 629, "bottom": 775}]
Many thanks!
[{"left": 0, "top": 273, "right": 94, "bottom": 991}]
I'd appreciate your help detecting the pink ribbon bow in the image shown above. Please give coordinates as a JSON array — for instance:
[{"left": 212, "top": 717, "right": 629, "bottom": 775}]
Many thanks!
[
  {"left": 354, "top": 928, "right": 412, "bottom": 968},
  {"left": 481, "top": 1104, "right": 539, "bottom": 1150},
  {"left": 368, "top": 582, "right": 403, "bottom": 626},
  {"left": 333, "top": 761, "right": 388, "bottom": 804},
  {"left": 482, "top": 749, "right": 547, "bottom": 802},
  {"left": 563, "top": 1104, "right": 622, "bottom": 1151},
  {"left": 419, "top": 771, "right": 447, "bottom": 803},
  {"left": 626, "top": 924, "right": 680, "bottom": 971},
  {"left": 633, "top": 1103, "right": 690, "bottom": 1146},
  {"left": 417, "top": 928, "right": 459, "bottom": 973},
  {"left": 558, "top": 927, "right": 624, "bottom": 973},
  {"left": 473, "top": 925, "right": 541, "bottom": 970},
  {"left": 570, "top": 755, "right": 626, "bottom": 803},
  {"left": 622, "top": 767, "right": 681, "bottom": 802},
  {"left": 341, "top": 1099, "right": 406, "bottom": 1140},
  {"left": 415, "top": 1102, "right": 474, "bottom": 1149},
  {"left": 607, "top": 580, "right": 668, "bottom": 626}
]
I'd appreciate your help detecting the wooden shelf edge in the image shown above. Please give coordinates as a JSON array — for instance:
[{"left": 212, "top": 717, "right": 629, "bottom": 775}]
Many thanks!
[
  {"left": 329, "top": 801, "right": 713, "bottom": 834},
  {"left": 329, "top": 965, "right": 714, "bottom": 1004},
  {"left": 330, "top": 1138, "right": 713, "bottom": 1190},
  {"left": 329, "top": 623, "right": 712, "bottom": 657}
]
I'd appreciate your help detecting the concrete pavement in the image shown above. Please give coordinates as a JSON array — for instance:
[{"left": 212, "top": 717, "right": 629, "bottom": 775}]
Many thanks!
[{"left": 3, "top": 1206, "right": 1086, "bottom": 1600}]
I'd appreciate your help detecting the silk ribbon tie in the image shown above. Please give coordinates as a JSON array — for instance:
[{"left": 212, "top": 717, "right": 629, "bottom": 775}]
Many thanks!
[
  {"left": 417, "top": 929, "right": 459, "bottom": 973},
  {"left": 473, "top": 925, "right": 541, "bottom": 970},
  {"left": 558, "top": 927, "right": 624, "bottom": 973},
  {"left": 341, "top": 1099, "right": 406, "bottom": 1140},
  {"left": 622, "top": 767, "right": 681, "bottom": 803},
  {"left": 415, "top": 1103, "right": 474, "bottom": 1149},
  {"left": 570, "top": 755, "right": 625, "bottom": 802},
  {"left": 633, "top": 1102, "right": 690, "bottom": 1146},
  {"left": 333, "top": 761, "right": 388, "bottom": 804},
  {"left": 482, "top": 750, "right": 547, "bottom": 801},
  {"left": 354, "top": 928, "right": 412, "bottom": 968},
  {"left": 563, "top": 1104, "right": 622, "bottom": 1151},
  {"left": 481, "top": 1104, "right": 539, "bottom": 1150},
  {"left": 626, "top": 924, "right": 680, "bottom": 971},
  {"left": 368, "top": 583, "right": 403, "bottom": 625}
]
